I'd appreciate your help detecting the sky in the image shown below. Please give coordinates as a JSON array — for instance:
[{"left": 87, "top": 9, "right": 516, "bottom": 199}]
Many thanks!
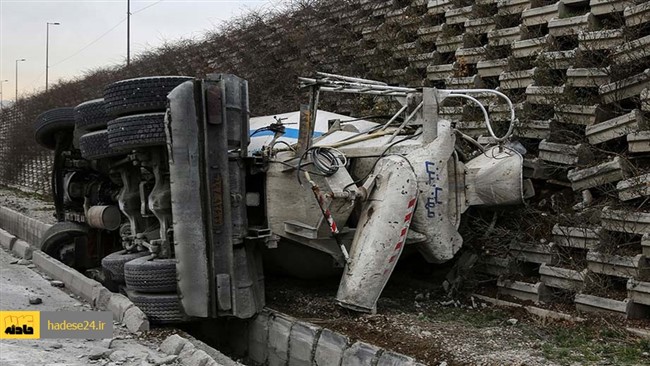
[{"left": 0, "top": 0, "right": 286, "bottom": 103}]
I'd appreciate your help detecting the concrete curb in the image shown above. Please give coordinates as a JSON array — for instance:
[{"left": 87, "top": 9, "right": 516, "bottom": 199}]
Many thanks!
[
  {"left": 0, "top": 206, "right": 148, "bottom": 334},
  {"left": 161, "top": 334, "right": 228, "bottom": 366},
  {"left": 0, "top": 228, "right": 17, "bottom": 250},
  {"left": 0, "top": 206, "right": 52, "bottom": 245},
  {"left": 234, "top": 309, "right": 426, "bottom": 366}
]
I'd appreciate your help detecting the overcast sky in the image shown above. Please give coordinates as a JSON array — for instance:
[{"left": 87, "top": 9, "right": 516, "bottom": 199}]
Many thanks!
[{"left": 0, "top": 0, "right": 285, "bottom": 102}]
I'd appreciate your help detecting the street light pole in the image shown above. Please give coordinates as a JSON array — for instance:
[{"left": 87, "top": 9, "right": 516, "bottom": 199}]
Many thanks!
[
  {"left": 0, "top": 79, "right": 9, "bottom": 109},
  {"left": 15, "top": 58, "right": 26, "bottom": 102},
  {"left": 127, "top": 0, "right": 131, "bottom": 66},
  {"left": 46, "top": 21, "right": 61, "bottom": 92}
]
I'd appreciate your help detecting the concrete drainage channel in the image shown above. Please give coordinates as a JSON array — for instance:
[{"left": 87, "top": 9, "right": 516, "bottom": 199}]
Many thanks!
[{"left": 0, "top": 205, "right": 425, "bottom": 366}]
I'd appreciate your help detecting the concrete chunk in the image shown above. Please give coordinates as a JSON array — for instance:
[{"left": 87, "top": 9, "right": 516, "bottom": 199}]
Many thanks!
[
  {"left": 267, "top": 315, "right": 293, "bottom": 366},
  {"left": 161, "top": 334, "right": 191, "bottom": 355},
  {"left": 0, "top": 228, "right": 16, "bottom": 250},
  {"left": 288, "top": 322, "right": 321, "bottom": 366},
  {"left": 342, "top": 341, "right": 381, "bottom": 366},
  {"left": 123, "top": 306, "right": 150, "bottom": 333},
  {"left": 248, "top": 312, "right": 269, "bottom": 365},
  {"left": 107, "top": 293, "right": 134, "bottom": 322},
  {"left": 12, "top": 239, "right": 32, "bottom": 260}
]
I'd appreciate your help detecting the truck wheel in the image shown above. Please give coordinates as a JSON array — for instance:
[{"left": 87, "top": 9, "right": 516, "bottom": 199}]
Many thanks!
[
  {"left": 103, "top": 76, "right": 192, "bottom": 117},
  {"left": 34, "top": 107, "right": 75, "bottom": 150},
  {"left": 101, "top": 250, "right": 149, "bottom": 283},
  {"left": 107, "top": 113, "right": 166, "bottom": 151},
  {"left": 124, "top": 256, "right": 177, "bottom": 293},
  {"left": 39, "top": 222, "right": 88, "bottom": 268},
  {"left": 79, "top": 130, "right": 123, "bottom": 160},
  {"left": 127, "top": 290, "right": 187, "bottom": 323},
  {"left": 74, "top": 98, "right": 110, "bottom": 132}
]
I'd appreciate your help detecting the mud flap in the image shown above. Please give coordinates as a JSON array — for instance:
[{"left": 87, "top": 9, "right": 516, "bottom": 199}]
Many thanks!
[{"left": 335, "top": 155, "right": 418, "bottom": 313}]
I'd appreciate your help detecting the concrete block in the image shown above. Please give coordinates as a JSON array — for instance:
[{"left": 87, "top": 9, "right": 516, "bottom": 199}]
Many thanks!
[
  {"left": 575, "top": 293, "right": 631, "bottom": 318},
  {"left": 93, "top": 285, "right": 113, "bottom": 310},
  {"left": 586, "top": 109, "right": 646, "bottom": 145},
  {"left": 0, "top": 228, "right": 16, "bottom": 250},
  {"left": 601, "top": 207, "right": 650, "bottom": 234},
  {"left": 267, "top": 314, "right": 293, "bottom": 366},
  {"left": 539, "top": 49, "right": 575, "bottom": 70},
  {"left": 578, "top": 28, "right": 624, "bottom": 51},
  {"left": 185, "top": 349, "right": 211, "bottom": 366},
  {"left": 427, "top": 0, "right": 453, "bottom": 15},
  {"left": 488, "top": 26, "right": 521, "bottom": 46},
  {"left": 465, "top": 17, "right": 495, "bottom": 34},
  {"left": 613, "top": 35, "right": 650, "bottom": 64},
  {"left": 599, "top": 69, "right": 650, "bottom": 104},
  {"left": 161, "top": 334, "right": 191, "bottom": 355},
  {"left": 455, "top": 47, "right": 486, "bottom": 64},
  {"left": 123, "top": 306, "right": 150, "bottom": 333},
  {"left": 539, "top": 264, "right": 586, "bottom": 291},
  {"left": 314, "top": 329, "right": 349, "bottom": 366},
  {"left": 497, "top": 280, "right": 551, "bottom": 304},
  {"left": 426, "top": 63, "right": 457, "bottom": 81},
  {"left": 552, "top": 225, "right": 602, "bottom": 249},
  {"left": 617, "top": 173, "right": 650, "bottom": 201},
  {"left": 523, "top": 158, "right": 557, "bottom": 180},
  {"left": 416, "top": 25, "right": 444, "bottom": 43},
  {"left": 566, "top": 68, "right": 610, "bottom": 88},
  {"left": 512, "top": 36, "right": 552, "bottom": 58},
  {"left": 641, "top": 88, "right": 649, "bottom": 112},
  {"left": 624, "top": 1, "right": 650, "bottom": 27},
  {"left": 567, "top": 156, "right": 631, "bottom": 191},
  {"left": 497, "top": 0, "right": 531, "bottom": 15},
  {"left": 642, "top": 234, "right": 650, "bottom": 257},
  {"left": 515, "top": 119, "right": 551, "bottom": 139},
  {"left": 477, "top": 58, "right": 508, "bottom": 78},
  {"left": 288, "top": 322, "right": 321, "bottom": 366},
  {"left": 548, "top": 13, "right": 598, "bottom": 37},
  {"left": 589, "top": 0, "right": 634, "bottom": 16},
  {"left": 522, "top": 2, "right": 567, "bottom": 26},
  {"left": 377, "top": 351, "right": 418, "bottom": 366},
  {"left": 12, "top": 239, "right": 33, "bottom": 259},
  {"left": 455, "top": 121, "right": 489, "bottom": 138},
  {"left": 341, "top": 341, "right": 381, "bottom": 366},
  {"left": 587, "top": 252, "right": 648, "bottom": 279},
  {"left": 628, "top": 131, "right": 650, "bottom": 153},
  {"left": 445, "top": 5, "right": 472, "bottom": 25},
  {"left": 107, "top": 293, "right": 134, "bottom": 322},
  {"left": 525, "top": 85, "right": 564, "bottom": 105},
  {"left": 554, "top": 104, "right": 606, "bottom": 126},
  {"left": 510, "top": 242, "right": 557, "bottom": 264},
  {"left": 499, "top": 68, "right": 536, "bottom": 90},
  {"left": 628, "top": 279, "right": 650, "bottom": 306},
  {"left": 435, "top": 34, "right": 469, "bottom": 53},
  {"left": 408, "top": 52, "right": 441, "bottom": 69}
]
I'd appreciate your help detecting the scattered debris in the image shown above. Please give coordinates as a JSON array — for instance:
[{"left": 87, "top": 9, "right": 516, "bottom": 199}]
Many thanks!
[
  {"left": 507, "top": 318, "right": 518, "bottom": 326},
  {"left": 28, "top": 296, "right": 42, "bottom": 305},
  {"left": 50, "top": 280, "right": 65, "bottom": 288}
]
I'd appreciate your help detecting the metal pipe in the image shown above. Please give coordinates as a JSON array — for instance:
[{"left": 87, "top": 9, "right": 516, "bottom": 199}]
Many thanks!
[
  {"left": 379, "top": 103, "right": 409, "bottom": 131},
  {"left": 445, "top": 93, "right": 511, "bottom": 142},
  {"left": 315, "top": 72, "right": 388, "bottom": 86},
  {"left": 386, "top": 102, "right": 423, "bottom": 144}
]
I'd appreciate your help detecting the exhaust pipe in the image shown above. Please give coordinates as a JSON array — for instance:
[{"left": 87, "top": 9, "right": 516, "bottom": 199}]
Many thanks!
[
  {"left": 336, "top": 155, "right": 418, "bottom": 313},
  {"left": 86, "top": 205, "right": 121, "bottom": 231}
]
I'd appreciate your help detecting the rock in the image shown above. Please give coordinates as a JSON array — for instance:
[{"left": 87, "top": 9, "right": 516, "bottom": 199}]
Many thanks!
[
  {"left": 29, "top": 296, "right": 42, "bottom": 305},
  {"left": 148, "top": 354, "right": 178, "bottom": 366},
  {"left": 50, "top": 343, "right": 63, "bottom": 349},
  {"left": 10, "top": 259, "right": 19, "bottom": 264},
  {"left": 415, "top": 293, "right": 424, "bottom": 300},
  {"left": 507, "top": 318, "right": 518, "bottom": 325},
  {"left": 89, "top": 347, "right": 111, "bottom": 360},
  {"left": 27, "top": 264, "right": 36, "bottom": 268},
  {"left": 43, "top": 275, "right": 52, "bottom": 281},
  {"left": 50, "top": 280, "right": 65, "bottom": 288},
  {"left": 421, "top": 330, "right": 432, "bottom": 337},
  {"left": 17, "top": 259, "right": 31, "bottom": 265},
  {"left": 439, "top": 362, "right": 448, "bottom": 366},
  {"left": 109, "top": 350, "right": 128, "bottom": 363}
]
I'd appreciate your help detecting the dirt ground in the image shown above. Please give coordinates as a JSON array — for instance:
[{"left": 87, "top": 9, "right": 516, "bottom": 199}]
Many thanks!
[{"left": 2, "top": 185, "right": 649, "bottom": 366}]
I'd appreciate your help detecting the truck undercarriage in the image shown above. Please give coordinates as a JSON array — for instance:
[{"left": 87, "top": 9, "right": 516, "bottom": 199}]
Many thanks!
[{"left": 34, "top": 72, "right": 531, "bottom": 322}]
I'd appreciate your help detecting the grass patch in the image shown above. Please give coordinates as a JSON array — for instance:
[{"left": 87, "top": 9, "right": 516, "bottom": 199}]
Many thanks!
[{"left": 540, "top": 324, "right": 650, "bottom": 365}]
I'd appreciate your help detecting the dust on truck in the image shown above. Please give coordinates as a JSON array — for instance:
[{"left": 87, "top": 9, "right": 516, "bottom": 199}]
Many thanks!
[{"left": 33, "top": 72, "right": 531, "bottom": 322}]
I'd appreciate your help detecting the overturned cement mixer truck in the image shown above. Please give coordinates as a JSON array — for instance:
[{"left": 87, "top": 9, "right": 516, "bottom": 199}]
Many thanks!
[{"left": 33, "top": 72, "right": 532, "bottom": 322}]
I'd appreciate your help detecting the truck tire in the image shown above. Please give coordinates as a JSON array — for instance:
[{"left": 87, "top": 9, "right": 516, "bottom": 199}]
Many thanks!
[
  {"left": 103, "top": 76, "right": 192, "bottom": 117},
  {"left": 74, "top": 98, "right": 110, "bottom": 131},
  {"left": 107, "top": 113, "right": 166, "bottom": 151},
  {"left": 34, "top": 107, "right": 75, "bottom": 150},
  {"left": 79, "top": 130, "right": 123, "bottom": 160},
  {"left": 101, "top": 250, "right": 149, "bottom": 283},
  {"left": 39, "top": 222, "right": 88, "bottom": 268},
  {"left": 124, "top": 256, "right": 177, "bottom": 293},
  {"left": 126, "top": 291, "right": 187, "bottom": 323}
]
